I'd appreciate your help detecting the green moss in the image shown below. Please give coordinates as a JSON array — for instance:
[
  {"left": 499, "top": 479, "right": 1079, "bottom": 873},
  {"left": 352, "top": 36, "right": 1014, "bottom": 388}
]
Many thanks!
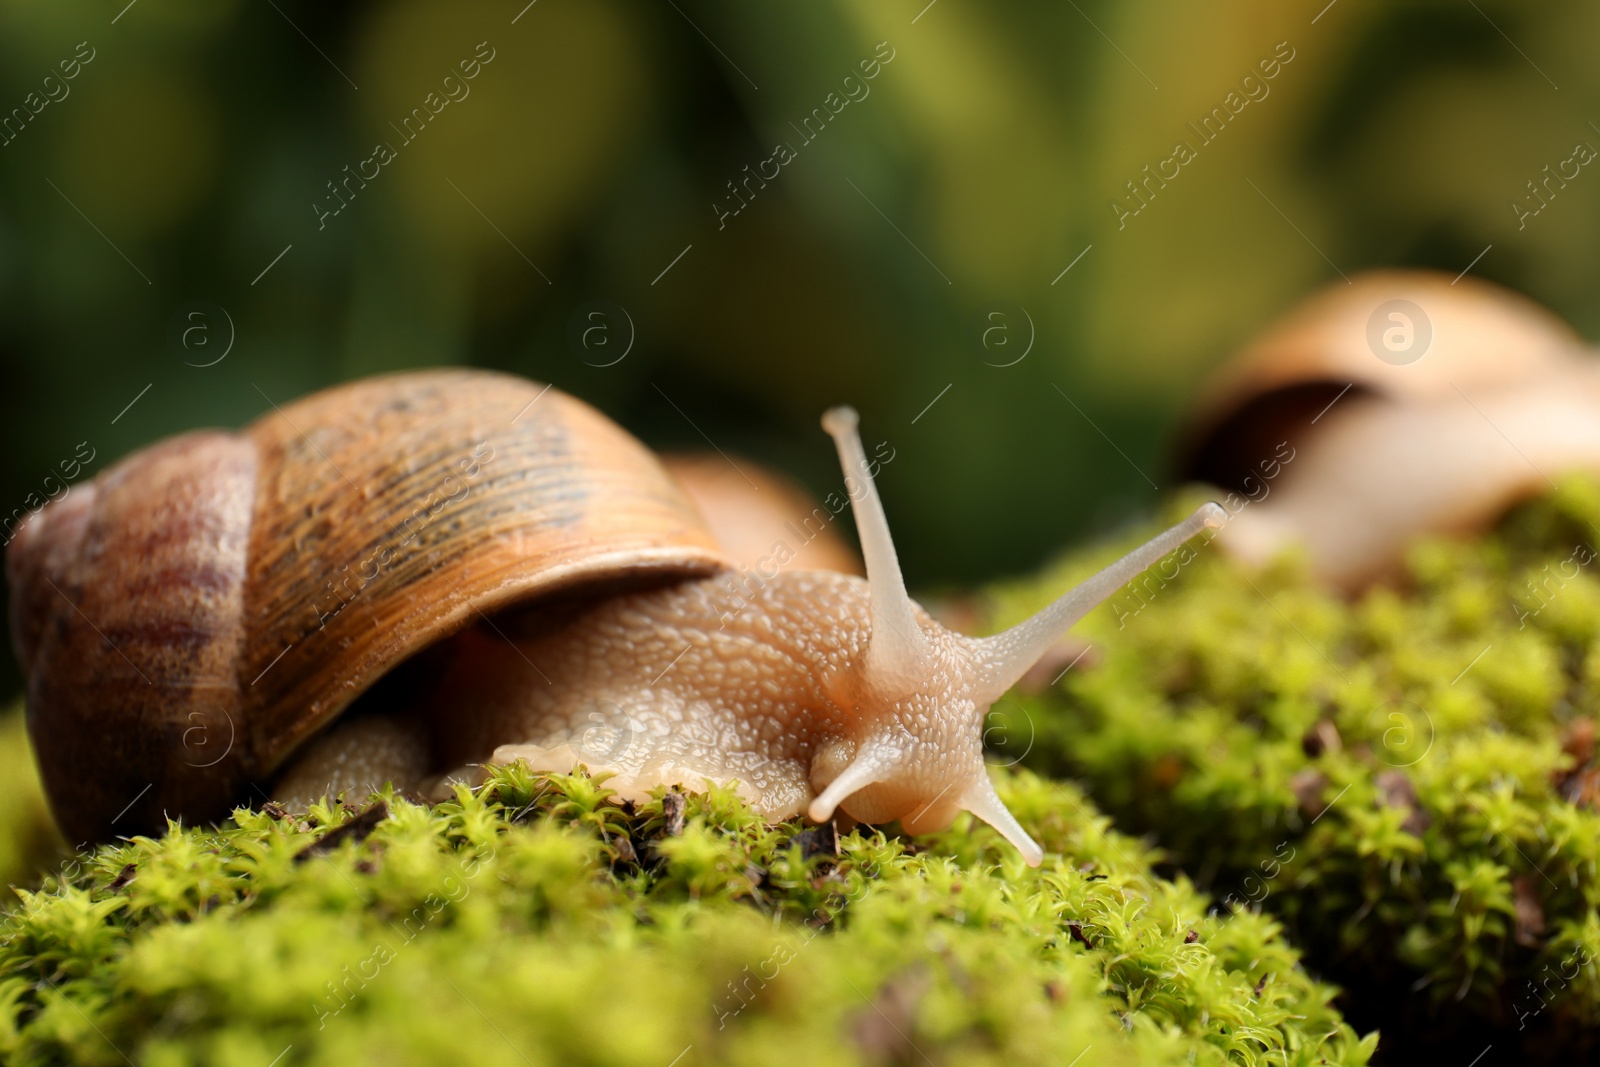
[
  {"left": 984, "top": 477, "right": 1600, "bottom": 1058},
  {"left": 0, "top": 765, "right": 1371, "bottom": 1067}
]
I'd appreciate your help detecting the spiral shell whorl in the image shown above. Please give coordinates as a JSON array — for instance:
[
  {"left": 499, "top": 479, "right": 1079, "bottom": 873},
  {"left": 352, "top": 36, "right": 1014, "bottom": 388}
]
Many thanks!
[
  {"left": 13, "top": 431, "right": 256, "bottom": 844},
  {"left": 11, "top": 370, "right": 726, "bottom": 842}
]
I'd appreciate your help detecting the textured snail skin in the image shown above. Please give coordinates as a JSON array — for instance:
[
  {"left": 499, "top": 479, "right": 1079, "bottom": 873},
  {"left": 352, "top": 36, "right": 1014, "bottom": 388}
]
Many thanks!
[{"left": 430, "top": 572, "right": 994, "bottom": 833}]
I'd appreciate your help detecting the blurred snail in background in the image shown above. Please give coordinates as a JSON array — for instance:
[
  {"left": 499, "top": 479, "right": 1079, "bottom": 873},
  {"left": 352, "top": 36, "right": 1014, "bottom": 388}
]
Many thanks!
[
  {"left": 8, "top": 369, "right": 1222, "bottom": 864},
  {"left": 1179, "top": 270, "right": 1600, "bottom": 590}
]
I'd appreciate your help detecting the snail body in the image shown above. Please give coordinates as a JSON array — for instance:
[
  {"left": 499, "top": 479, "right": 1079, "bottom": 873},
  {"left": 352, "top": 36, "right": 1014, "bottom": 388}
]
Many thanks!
[
  {"left": 11, "top": 370, "right": 1222, "bottom": 865},
  {"left": 422, "top": 565, "right": 981, "bottom": 831}
]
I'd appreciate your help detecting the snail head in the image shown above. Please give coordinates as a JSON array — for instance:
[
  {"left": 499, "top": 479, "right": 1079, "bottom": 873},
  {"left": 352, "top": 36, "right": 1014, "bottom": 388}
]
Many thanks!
[{"left": 804, "top": 407, "right": 1225, "bottom": 867}]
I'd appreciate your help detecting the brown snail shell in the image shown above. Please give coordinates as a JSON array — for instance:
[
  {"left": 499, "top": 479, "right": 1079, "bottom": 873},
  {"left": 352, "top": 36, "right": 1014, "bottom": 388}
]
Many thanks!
[
  {"left": 1178, "top": 270, "right": 1600, "bottom": 589},
  {"left": 9, "top": 369, "right": 725, "bottom": 843}
]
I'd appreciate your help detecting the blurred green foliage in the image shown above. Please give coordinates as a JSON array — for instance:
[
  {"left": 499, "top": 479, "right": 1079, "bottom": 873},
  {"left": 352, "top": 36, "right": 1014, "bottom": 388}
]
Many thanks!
[
  {"left": 984, "top": 478, "right": 1600, "bottom": 1062},
  {"left": 3, "top": 0, "right": 1600, "bottom": 696},
  {"left": 0, "top": 708, "right": 60, "bottom": 896}
]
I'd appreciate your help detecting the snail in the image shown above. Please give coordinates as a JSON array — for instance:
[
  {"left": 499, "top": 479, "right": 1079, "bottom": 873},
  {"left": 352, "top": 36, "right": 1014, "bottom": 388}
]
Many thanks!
[
  {"left": 1178, "top": 270, "right": 1600, "bottom": 590},
  {"left": 9, "top": 369, "right": 1223, "bottom": 865}
]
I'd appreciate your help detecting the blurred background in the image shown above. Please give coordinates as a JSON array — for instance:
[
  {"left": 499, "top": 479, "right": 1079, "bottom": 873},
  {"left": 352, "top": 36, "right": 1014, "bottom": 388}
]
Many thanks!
[{"left": 2, "top": 0, "right": 1599, "bottom": 706}]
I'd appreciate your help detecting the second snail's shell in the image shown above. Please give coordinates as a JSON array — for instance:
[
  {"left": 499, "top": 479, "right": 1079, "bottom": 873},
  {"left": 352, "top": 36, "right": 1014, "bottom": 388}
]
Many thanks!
[
  {"left": 9, "top": 370, "right": 727, "bottom": 843},
  {"left": 1177, "top": 270, "right": 1600, "bottom": 589},
  {"left": 1179, "top": 270, "right": 1584, "bottom": 492}
]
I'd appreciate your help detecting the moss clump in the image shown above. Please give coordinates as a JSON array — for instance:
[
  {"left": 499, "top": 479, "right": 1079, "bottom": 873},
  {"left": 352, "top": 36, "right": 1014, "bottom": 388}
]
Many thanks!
[
  {"left": 0, "top": 763, "right": 1371, "bottom": 1067},
  {"left": 985, "top": 477, "right": 1600, "bottom": 1060}
]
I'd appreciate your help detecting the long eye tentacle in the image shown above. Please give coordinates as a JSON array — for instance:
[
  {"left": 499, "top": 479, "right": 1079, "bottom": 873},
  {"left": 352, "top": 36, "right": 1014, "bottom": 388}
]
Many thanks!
[
  {"left": 974, "top": 502, "right": 1226, "bottom": 702},
  {"left": 822, "top": 406, "right": 931, "bottom": 685}
]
